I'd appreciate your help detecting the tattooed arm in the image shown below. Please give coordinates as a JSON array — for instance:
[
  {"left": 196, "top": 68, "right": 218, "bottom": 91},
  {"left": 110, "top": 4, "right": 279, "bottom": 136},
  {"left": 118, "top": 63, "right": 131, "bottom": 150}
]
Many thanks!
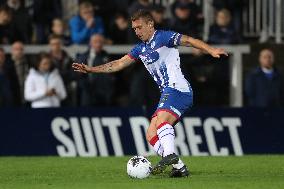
[
  {"left": 179, "top": 35, "right": 228, "bottom": 58},
  {"left": 72, "top": 55, "right": 135, "bottom": 74}
]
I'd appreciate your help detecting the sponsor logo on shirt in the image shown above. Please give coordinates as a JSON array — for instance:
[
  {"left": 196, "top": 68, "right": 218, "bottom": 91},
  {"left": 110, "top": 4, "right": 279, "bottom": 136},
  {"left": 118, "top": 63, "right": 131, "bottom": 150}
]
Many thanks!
[{"left": 139, "top": 51, "right": 160, "bottom": 65}]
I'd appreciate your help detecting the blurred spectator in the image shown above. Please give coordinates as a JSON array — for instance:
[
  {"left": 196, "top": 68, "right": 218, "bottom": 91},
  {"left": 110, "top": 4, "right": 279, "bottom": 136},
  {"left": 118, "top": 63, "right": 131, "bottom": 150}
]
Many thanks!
[
  {"left": 7, "top": 0, "right": 32, "bottom": 43},
  {"left": 0, "top": 48, "right": 13, "bottom": 106},
  {"left": 33, "top": 0, "right": 62, "bottom": 44},
  {"left": 208, "top": 9, "right": 240, "bottom": 44},
  {"left": 212, "top": 0, "right": 245, "bottom": 32},
  {"left": 76, "top": 34, "right": 115, "bottom": 106},
  {"left": 171, "top": 0, "right": 204, "bottom": 20},
  {"left": 51, "top": 18, "right": 71, "bottom": 46},
  {"left": 48, "top": 34, "right": 75, "bottom": 106},
  {"left": 61, "top": 0, "right": 78, "bottom": 22},
  {"left": 0, "top": 47, "right": 21, "bottom": 106},
  {"left": 0, "top": 6, "right": 12, "bottom": 44},
  {"left": 186, "top": 48, "right": 229, "bottom": 106},
  {"left": 128, "top": 0, "right": 151, "bottom": 16},
  {"left": 9, "top": 41, "right": 30, "bottom": 105},
  {"left": 69, "top": 1, "right": 104, "bottom": 44},
  {"left": 150, "top": 5, "right": 169, "bottom": 30},
  {"left": 245, "top": 49, "right": 284, "bottom": 107},
  {"left": 108, "top": 12, "right": 131, "bottom": 44},
  {"left": 24, "top": 53, "right": 66, "bottom": 108},
  {"left": 87, "top": 0, "right": 116, "bottom": 27},
  {"left": 170, "top": 1, "right": 203, "bottom": 38}
]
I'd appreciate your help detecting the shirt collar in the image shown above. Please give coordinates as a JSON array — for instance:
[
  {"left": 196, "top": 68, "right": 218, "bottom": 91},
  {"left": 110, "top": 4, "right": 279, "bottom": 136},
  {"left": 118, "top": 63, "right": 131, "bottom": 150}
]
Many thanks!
[
  {"left": 261, "top": 67, "right": 274, "bottom": 74},
  {"left": 146, "top": 30, "right": 157, "bottom": 44}
]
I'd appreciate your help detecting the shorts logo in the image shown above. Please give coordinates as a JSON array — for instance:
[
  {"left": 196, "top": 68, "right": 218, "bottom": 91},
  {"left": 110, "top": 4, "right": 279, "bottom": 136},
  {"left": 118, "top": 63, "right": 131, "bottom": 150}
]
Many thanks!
[{"left": 160, "top": 94, "right": 169, "bottom": 103}]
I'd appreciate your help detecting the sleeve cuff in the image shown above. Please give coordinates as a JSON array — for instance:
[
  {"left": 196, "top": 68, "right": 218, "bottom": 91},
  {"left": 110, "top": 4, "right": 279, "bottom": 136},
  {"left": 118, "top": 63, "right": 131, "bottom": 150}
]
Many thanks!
[
  {"left": 127, "top": 54, "right": 138, "bottom": 61},
  {"left": 174, "top": 33, "right": 182, "bottom": 46}
]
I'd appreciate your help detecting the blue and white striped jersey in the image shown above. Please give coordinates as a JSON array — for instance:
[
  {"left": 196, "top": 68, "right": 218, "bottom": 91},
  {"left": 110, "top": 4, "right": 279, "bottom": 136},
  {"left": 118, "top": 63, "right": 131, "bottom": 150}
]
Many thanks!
[{"left": 128, "top": 30, "right": 191, "bottom": 93}]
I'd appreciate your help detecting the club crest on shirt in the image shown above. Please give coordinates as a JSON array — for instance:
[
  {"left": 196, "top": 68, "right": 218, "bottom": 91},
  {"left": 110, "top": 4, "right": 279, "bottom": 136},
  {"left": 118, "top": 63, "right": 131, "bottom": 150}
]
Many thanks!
[{"left": 142, "top": 47, "right": 146, "bottom": 53}]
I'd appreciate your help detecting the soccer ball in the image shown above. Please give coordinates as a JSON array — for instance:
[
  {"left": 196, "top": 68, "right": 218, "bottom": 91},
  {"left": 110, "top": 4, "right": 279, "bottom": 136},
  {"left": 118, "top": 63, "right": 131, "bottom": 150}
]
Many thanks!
[{"left": 127, "top": 156, "right": 152, "bottom": 179}]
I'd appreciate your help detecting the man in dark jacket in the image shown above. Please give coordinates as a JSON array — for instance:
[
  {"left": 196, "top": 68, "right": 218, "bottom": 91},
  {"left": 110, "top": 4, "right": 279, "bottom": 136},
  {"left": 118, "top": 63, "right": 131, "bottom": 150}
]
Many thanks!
[
  {"left": 76, "top": 34, "right": 115, "bottom": 106},
  {"left": 0, "top": 47, "right": 19, "bottom": 106},
  {"left": 48, "top": 34, "right": 75, "bottom": 106},
  {"left": 9, "top": 41, "right": 30, "bottom": 106},
  {"left": 245, "top": 49, "right": 284, "bottom": 107},
  {"left": 0, "top": 47, "right": 12, "bottom": 107}
]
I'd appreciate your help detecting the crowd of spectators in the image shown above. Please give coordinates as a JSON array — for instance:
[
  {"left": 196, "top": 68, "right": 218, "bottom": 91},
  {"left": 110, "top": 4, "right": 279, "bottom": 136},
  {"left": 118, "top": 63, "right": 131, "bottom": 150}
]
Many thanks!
[
  {"left": 0, "top": 0, "right": 242, "bottom": 45},
  {"left": 0, "top": 0, "right": 282, "bottom": 108}
]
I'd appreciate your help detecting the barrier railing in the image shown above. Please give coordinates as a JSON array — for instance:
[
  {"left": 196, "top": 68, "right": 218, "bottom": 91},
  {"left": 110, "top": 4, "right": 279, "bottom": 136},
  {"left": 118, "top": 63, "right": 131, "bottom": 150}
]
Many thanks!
[
  {"left": 2, "top": 44, "right": 250, "bottom": 107},
  {"left": 243, "top": 0, "right": 283, "bottom": 43}
]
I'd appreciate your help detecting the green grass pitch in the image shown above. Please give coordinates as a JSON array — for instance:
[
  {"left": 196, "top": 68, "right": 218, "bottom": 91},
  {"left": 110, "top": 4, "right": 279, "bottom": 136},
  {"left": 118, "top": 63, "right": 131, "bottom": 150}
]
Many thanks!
[{"left": 0, "top": 156, "right": 283, "bottom": 189}]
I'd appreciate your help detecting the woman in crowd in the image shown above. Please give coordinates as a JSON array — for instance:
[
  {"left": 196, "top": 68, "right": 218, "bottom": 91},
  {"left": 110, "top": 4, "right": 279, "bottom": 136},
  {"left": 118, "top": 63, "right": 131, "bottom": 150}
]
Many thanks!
[{"left": 24, "top": 52, "right": 66, "bottom": 108}]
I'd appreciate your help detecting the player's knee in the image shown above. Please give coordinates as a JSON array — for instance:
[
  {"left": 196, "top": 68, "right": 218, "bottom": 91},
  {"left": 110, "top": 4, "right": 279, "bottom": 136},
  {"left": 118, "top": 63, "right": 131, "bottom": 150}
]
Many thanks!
[
  {"left": 155, "top": 114, "right": 177, "bottom": 128},
  {"left": 146, "top": 127, "right": 156, "bottom": 142},
  {"left": 146, "top": 129, "right": 152, "bottom": 142},
  {"left": 155, "top": 119, "right": 169, "bottom": 129},
  {"left": 146, "top": 132, "right": 152, "bottom": 143}
]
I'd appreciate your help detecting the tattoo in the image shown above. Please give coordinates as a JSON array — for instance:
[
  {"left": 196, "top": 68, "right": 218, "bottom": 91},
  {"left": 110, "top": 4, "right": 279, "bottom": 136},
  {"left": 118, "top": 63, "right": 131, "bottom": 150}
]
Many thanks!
[
  {"left": 90, "top": 55, "right": 133, "bottom": 73},
  {"left": 108, "top": 63, "right": 113, "bottom": 72},
  {"left": 93, "top": 60, "right": 120, "bottom": 73}
]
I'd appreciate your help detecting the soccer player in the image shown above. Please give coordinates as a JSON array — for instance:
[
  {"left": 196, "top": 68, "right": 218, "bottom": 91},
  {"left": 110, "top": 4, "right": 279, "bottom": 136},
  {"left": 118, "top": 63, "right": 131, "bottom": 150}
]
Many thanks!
[{"left": 72, "top": 9, "right": 228, "bottom": 177}]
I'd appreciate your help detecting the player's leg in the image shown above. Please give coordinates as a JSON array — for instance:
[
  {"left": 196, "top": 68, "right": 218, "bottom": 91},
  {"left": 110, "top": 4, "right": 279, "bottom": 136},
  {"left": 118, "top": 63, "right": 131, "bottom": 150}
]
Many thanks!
[
  {"left": 146, "top": 116, "right": 164, "bottom": 156},
  {"left": 151, "top": 87, "right": 193, "bottom": 176},
  {"left": 151, "top": 111, "right": 189, "bottom": 176},
  {"left": 146, "top": 115, "right": 188, "bottom": 176},
  {"left": 151, "top": 111, "right": 179, "bottom": 174},
  {"left": 155, "top": 111, "right": 177, "bottom": 157}
]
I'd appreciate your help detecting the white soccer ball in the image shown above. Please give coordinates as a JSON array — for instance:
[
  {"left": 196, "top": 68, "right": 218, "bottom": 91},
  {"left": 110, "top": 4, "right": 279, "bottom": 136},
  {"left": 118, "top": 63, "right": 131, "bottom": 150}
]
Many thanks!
[{"left": 127, "top": 156, "right": 152, "bottom": 179}]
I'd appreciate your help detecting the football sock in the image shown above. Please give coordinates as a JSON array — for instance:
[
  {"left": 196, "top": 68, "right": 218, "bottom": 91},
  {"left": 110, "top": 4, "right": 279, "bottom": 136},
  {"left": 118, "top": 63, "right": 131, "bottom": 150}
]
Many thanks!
[
  {"left": 149, "top": 135, "right": 164, "bottom": 156},
  {"left": 157, "top": 122, "right": 175, "bottom": 157}
]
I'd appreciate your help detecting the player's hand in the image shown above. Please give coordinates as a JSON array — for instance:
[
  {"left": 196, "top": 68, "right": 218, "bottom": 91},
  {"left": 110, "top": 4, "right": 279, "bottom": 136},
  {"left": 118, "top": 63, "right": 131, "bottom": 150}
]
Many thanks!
[
  {"left": 72, "top": 63, "right": 91, "bottom": 73},
  {"left": 209, "top": 48, "right": 228, "bottom": 58}
]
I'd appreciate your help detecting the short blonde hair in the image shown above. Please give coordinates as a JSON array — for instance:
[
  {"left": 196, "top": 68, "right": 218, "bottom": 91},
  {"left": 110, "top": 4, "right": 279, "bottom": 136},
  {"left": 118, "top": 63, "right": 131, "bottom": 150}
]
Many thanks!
[{"left": 131, "top": 9, "right": 154, "bottom": 23}]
